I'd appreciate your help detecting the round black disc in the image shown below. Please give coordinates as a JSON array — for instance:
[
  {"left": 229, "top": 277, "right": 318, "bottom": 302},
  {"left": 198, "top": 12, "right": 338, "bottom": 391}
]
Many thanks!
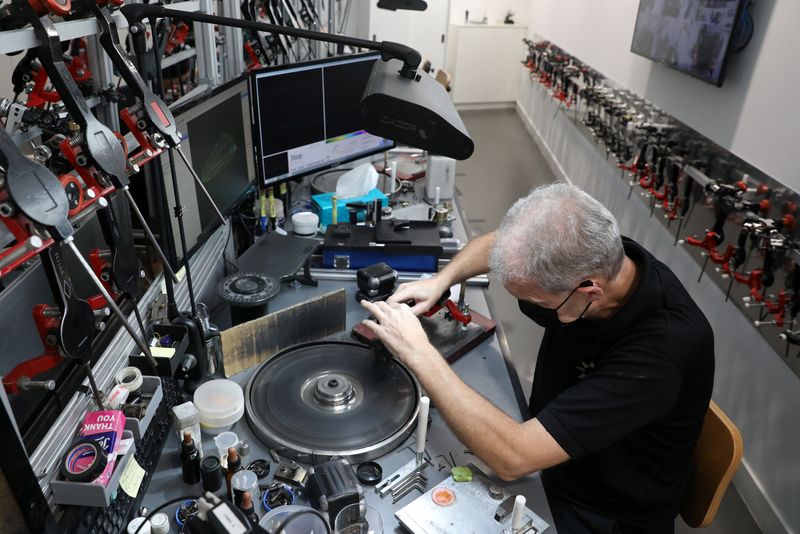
[
  {"left": 356, "top": 461, "right": 383, "bottom": 485},
  {"left": 245, "top": 342, "right": 419, "bottom": 464},
  {"left": 217, "top": 272, "right": 279, "bottom": 307}
]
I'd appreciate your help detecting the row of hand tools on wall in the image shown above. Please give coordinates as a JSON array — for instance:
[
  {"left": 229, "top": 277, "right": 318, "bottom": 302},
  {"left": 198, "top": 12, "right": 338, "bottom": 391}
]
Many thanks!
[
  {"left": 522, "top": 38, "right": 800, "bottom": 363},
  {"left": 0, "top": 0, "right": 239, "bottom": 405}
]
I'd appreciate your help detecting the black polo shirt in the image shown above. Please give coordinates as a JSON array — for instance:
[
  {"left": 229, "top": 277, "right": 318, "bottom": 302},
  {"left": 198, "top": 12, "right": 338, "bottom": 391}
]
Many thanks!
[{"left": 522, "top": 237, "right": 714, "bottom": 528}]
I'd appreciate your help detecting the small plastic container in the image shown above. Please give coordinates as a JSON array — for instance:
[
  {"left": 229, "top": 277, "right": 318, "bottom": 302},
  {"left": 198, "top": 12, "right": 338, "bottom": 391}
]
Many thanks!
[
  {"left": 335, "top": 504, "right": 383, "bottom": 534},
  {"left": 193, "top": 379, "right": 244, "bottom": 435},
  {"left": 291, "top": 211, "right": 319, "bottom": 237},
  {"left": 124, "top": 376, "right": 163, "bottom": 442},
  {"left": 213, "top": 431, "right": 239, "bottom": 460},
  {"left": 231, "top": 469, "right": 260, "bottom": 508},
  {"left": 172, "top": 401, "right": 203, "bottom": 458}
]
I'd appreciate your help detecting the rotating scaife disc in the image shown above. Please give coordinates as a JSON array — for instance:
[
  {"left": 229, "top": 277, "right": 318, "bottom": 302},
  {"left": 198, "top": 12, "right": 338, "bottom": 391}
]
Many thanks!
[{"left": 245, "top": 341, "right": 420, "bottom": 464}]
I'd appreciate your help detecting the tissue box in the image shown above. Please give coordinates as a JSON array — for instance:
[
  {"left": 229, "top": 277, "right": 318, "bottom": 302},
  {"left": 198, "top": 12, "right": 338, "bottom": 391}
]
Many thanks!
[{"left": 312, "top": 188, "right": 388, "bottom": 228}]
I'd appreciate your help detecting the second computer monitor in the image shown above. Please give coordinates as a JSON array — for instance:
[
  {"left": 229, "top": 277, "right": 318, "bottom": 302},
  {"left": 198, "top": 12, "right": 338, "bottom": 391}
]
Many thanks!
[{"left": 249, "top": 53, "right": 395, "bottom": 188}]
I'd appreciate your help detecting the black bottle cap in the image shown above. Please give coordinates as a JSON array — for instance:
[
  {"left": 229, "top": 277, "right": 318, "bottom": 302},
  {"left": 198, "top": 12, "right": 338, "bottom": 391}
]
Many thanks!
[
  {"left": 200, "top": 455, "right": 222, "bottom": 492},
  {"left": 356, "top": 461, "right": 383, "bottom": 485}
]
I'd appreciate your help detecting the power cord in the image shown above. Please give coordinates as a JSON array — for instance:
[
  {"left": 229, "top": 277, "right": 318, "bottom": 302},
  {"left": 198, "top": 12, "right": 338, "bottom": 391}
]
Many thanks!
[
  {"left": 221, "top": 220, "right": 238, "bottom": 276},
  {"left": 731, "top": 0, "right": 756, "bottom": 53}
]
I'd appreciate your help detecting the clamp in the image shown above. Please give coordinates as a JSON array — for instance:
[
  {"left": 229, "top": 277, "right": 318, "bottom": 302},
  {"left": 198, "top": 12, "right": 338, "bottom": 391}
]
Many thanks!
[
  {"left": 753, "top": 290, "right": 788, "bottom": 329},
  {"left": 74, "top": 0, "right": 225, "bottom": 224},
  {"left": 682, "top": 230, "right": 725, "bottom": 282},
  {"left": 0, "top": 124, "right": 157, "bottom": 372},
  {"left": 422, "top": 286, "right": 472, "bottom": 327},
  {"left": 15, "top": 0, "right": 180, "bottom": 285}
]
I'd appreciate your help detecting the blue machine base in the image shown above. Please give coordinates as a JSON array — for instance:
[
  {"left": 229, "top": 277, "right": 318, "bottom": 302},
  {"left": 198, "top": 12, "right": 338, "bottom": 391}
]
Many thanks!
[{"left": 322, "top": 250, "right": 437, "bottom": 272}]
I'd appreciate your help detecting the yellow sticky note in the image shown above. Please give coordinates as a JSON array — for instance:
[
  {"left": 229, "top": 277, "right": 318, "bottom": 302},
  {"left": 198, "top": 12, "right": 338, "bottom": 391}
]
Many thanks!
[
  {"left": 119, "top": 457, "right": 146, "bottom": 498},
  {"left": 160, "top": 265, "right": 187, "bottom": 294}
]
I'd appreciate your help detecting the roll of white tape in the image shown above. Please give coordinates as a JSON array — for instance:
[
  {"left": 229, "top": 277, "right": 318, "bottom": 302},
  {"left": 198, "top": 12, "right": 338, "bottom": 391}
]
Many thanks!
[{"left": 115, "top": 366, "right": 143, "bottom": 393}]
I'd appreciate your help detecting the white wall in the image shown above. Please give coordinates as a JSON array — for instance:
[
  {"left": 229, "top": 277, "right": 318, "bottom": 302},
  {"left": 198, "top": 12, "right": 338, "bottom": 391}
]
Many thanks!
[
  {"left": 1, "top": 56, "right": 16, "bottom": 98},
  {"left": 526, "top": 0, "right": 800, "bottom": 192},
  {"left": 519, "top": 2, "right": 800, "bottom": 531},
  {"left": 449, "top": 0, "right": 529, "bottom": 25}
]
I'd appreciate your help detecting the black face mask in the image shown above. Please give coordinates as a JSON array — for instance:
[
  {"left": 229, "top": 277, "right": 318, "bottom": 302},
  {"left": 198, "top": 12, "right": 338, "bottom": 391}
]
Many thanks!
[{"left": 519, "top": 280, "right": 593, "bottom": 328}]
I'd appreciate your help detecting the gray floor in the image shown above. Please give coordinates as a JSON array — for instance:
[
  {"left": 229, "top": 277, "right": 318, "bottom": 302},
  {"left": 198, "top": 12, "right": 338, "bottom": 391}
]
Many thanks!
[{"left": 455, "top": 108, "right": 762, "bottom": 534}]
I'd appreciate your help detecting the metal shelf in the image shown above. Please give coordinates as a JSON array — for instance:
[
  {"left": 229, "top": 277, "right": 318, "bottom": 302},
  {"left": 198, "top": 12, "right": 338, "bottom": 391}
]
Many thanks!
[
  {"left": 0, "top": 1, "right": 201, "bottom": 55},
  {"left": 160, "top": 47, "right": 197, "bottom": 69},
  {"left": 0, "top": 14, "right": 124, "bottom": 55}
]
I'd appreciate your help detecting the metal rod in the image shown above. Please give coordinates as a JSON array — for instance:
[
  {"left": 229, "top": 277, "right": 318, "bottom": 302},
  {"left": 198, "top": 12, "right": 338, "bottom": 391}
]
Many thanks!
[
  {"left": 165, "top": 148, "right": 198, "bottom": 317},
  {"left": 123, "top": 4, "right": 387, "bottom": 54},
  {"left": 175, "top": 146, "right": 225, "bottom": 224},
  {"left": 327, "top": 0, "right": 334, "bottom": 56},
  {"left": 306, "top": 268, "right": 490, "bottom": 287},
  {"left": 0, "top": 235, "right": 42, "bottom": 273},
  {"left": 83, "top": 362, "right": 105, "bottom": 410},
  {"left": 64, "top": 239, "right": 158, "bottom": 370},
  {"left": 121, "top": 187, "right": 180, "bottom": 284},
  {"left": 457, "top": 281, "right": 468, "bottom": 308}
]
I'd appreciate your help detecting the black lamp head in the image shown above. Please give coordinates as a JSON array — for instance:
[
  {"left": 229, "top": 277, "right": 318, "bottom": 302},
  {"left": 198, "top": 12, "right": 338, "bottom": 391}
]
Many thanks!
[
  {"left": 377, "top": 0, "right": 427, "bottom": 11},
  {"left": 361, "top": 58, "right": 474, "bottom": 160}
]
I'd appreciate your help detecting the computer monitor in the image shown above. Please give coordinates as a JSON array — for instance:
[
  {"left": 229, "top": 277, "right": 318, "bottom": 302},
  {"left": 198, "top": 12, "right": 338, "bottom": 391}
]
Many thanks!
[
  {"left": 161, "top": 77, "right": 255, "bottom": 261},
  {"left": 249, "top": 53, "right": 395, "bottom": 188}
]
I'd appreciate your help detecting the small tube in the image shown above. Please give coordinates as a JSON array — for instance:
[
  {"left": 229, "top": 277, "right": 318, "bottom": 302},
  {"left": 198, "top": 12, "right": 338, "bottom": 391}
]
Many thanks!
[{"left": 511, "top": 495, "right": 526, "bottom": 532}]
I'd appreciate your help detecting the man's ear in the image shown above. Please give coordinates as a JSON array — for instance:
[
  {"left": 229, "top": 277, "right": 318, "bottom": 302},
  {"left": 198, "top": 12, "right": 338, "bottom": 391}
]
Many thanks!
[{"left": 578, "top": 281, "right": 603, "bottom": 301}]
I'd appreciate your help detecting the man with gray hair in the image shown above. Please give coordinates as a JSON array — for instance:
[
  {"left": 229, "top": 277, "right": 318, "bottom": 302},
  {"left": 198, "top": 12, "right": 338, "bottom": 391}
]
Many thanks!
[{"left": 361, "top": 183, "right": 714, "bottom": 533}]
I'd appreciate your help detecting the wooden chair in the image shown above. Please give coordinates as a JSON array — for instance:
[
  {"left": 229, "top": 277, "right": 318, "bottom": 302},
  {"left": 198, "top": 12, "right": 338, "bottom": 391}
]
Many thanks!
[{"left": 680, "top": 400, "right": 744, "bottom": 528}]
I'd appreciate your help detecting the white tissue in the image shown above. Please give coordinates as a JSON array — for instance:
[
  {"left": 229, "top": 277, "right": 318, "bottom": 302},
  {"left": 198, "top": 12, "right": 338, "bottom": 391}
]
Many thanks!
[{"left": 335, "top": 163, "right": 379, "bottom": 199}]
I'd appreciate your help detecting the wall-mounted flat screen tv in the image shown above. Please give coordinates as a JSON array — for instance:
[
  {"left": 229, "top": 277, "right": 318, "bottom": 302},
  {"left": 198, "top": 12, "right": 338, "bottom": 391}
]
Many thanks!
[{"left": 631, "top": 0, "right": 745, "bottom": 87}]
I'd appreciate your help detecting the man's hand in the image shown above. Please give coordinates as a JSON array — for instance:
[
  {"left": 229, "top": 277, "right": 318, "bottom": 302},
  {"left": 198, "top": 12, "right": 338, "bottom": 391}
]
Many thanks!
[
  {"left": 387, "top": 276, "right": 449, "bottom": 315},
  {"left": 360, "top": 300, "right": 435, "bottom": 368}
]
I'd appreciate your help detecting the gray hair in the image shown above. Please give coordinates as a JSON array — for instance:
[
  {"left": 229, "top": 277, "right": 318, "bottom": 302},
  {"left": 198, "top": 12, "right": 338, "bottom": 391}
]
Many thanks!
[{"left": 488, "top": 183, "right": 624, "bottom": 293}]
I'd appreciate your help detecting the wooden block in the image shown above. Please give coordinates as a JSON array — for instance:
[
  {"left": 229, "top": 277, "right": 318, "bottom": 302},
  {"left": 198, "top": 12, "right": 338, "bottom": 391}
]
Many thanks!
[
  {"left": 220, "top": 289, "right": 347, "bottom": 377},
  {"left": 352, "top": 307, "right": 496, "bottom": 364}
]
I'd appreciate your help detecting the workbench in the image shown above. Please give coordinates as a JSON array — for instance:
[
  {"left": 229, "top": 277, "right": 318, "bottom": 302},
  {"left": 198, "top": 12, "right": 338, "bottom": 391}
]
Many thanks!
[{"left": 140, "top": 202, "right": 557, "bottom": 532}]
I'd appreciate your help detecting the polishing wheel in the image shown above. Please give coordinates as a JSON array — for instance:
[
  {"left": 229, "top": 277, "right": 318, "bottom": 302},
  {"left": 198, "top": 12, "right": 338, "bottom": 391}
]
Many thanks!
[{"left": 245, "top": 341, "right": 420, "bottom": 464}]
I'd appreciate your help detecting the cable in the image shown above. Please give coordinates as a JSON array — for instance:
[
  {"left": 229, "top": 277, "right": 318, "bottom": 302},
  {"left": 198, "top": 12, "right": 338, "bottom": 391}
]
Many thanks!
[
  {"left": 221, "top": 218, "right": 238, "bottom": 276},
  {"left": 270, "top": 507, "right": 331, "bottom": 534},
  {"left": 132, "top": 495, "right": 197, "bottom": 534}
]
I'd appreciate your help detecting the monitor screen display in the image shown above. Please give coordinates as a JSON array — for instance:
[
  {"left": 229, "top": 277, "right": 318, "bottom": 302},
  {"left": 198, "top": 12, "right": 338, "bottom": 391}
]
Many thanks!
[
  {"left": 630, "top": 0, "right": 744, "bottom": 86},
  {"left": 249, "top": 53, "right": 395, "bottom": 188},
  {"left": 163, "top": 78, "right": 255, "bottom": 261}
]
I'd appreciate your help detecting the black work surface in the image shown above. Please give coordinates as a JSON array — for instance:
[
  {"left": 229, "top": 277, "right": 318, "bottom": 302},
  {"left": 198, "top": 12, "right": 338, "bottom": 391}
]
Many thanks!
[
  {"left": 140, "top": 211, "right": 555, "bottom": 533},
  {"left": 237, "top": 231, "right": 318, "bottom": 279}
]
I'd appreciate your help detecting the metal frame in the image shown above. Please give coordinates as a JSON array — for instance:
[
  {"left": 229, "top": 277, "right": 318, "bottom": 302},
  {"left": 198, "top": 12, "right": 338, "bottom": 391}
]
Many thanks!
[
  {"left": 27, "top": 224, "right": 230, "bottom": 513},
  {"left": 193, "top": 0, "right": 221, "bottom": 86},
  {"left": 219, "top": 0, "right": 244, "bottom": 81},
  {"left": 0, "top": 0, "right": 341, "bottom": 524}
]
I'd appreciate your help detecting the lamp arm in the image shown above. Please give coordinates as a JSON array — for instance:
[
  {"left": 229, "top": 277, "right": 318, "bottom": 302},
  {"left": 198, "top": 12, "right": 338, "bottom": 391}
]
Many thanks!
[{"left": 120, "top": 4, "right": 421, "bottom": 78}]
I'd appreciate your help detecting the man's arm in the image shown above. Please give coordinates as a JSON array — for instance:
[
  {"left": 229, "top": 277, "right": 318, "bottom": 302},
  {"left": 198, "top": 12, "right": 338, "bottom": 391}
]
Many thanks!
[
  {"left": 389, "top": 231, "right": 496, "bottom": 314},
  {"left": 361, "top": 300, "right": 570, "bottom": 480},
  {"left": 436, "top": 230, "right": 496, "bottom": 286}
]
